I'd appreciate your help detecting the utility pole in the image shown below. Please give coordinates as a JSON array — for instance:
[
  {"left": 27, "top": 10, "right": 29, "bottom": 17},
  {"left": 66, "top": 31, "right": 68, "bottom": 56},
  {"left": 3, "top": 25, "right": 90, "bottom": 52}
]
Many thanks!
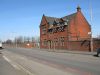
[{"left": 90, "top": 0, "right": 93, "bottom": 52}]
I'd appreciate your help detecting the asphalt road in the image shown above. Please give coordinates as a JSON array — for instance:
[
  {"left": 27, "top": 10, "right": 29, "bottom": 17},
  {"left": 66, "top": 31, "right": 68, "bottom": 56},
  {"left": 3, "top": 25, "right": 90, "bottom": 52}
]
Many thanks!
[
  {"left": 3, "top": 48, "right": 100, "bottom": 75},
  {"left": 0, "top": 53, "right": 27, "bottom": 75}
]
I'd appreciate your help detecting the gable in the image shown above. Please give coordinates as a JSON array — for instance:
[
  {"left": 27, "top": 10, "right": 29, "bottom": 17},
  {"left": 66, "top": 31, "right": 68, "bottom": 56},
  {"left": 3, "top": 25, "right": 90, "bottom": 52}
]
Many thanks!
[
  {"left": 69, "top": 11, "right": 91, "bottom": 40},
  {"left": 40, "top": 15, "right": 48, "bottom": 26},
  {"left": 76, "top": 11, "right": 91, "bottom": 34}
]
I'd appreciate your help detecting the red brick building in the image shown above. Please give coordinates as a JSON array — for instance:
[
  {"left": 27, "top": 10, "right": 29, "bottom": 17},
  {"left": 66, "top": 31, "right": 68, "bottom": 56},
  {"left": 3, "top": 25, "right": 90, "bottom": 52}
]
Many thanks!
[{"left": 40, "top": 6, "right": 91, "bottom": 51}]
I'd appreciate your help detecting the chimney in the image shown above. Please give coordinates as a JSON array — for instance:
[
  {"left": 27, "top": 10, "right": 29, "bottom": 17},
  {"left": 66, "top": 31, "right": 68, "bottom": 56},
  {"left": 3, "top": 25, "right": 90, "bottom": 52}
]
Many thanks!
[{"left": 77, "top": 5, "right": 81, "bottom": 12}]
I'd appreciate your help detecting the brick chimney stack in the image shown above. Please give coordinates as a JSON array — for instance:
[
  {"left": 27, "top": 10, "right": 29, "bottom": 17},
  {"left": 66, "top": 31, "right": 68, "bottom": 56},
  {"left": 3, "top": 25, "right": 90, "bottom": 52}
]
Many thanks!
[{"left": 77, "top": 5, "right": 81, "bottom": 12}]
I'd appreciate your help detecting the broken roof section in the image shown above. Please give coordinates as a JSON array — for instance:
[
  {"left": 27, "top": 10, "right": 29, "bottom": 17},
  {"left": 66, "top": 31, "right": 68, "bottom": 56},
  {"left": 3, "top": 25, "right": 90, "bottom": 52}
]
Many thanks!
[
  {"left": 45, "top": 13, "right": 77, "bottom": 26},
  {"left": 45, "top": 16, "right": 59, "bottom": 25}
]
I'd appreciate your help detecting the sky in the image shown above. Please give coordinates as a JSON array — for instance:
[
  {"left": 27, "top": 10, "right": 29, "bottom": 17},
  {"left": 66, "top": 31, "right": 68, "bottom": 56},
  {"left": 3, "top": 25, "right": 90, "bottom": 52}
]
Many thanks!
[{"left": 0, "top": 0, "right": 100, "bottom": 41}]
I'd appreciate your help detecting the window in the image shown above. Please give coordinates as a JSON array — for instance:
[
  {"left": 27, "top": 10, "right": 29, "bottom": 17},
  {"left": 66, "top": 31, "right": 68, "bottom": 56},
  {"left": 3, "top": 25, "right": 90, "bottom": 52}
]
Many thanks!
[
  {"left": 64, "top": 22, "right": 68, "bottom": 25},
  {"left": 58, "top": 26, "right": 64, "bottom": 32},
  {"left": 54, "top": 38, "right": 58, "bottom": 46},
  {"left": 60, "top": 37, "right": 65, "bottom": 46},
  {"left": 44, "top": 40, "right": 47, "bottom": 46},
  {"left": 62, "top": 37, "right": 65, "bottom": 46},
  {"left": 42, "top": 41, "right": 44, "bottom": 46},
  {"left": 41, "top": 25, "right": 46, "bottom": 34},
  {"left": 43, "top": 39, "right": 47, "bottom": 46},
  {"left": 48, "top": 29, "right": 53, "bottom": 34},
  {"left": 52, "top": 28, "right": 57, "bottom": 33}
]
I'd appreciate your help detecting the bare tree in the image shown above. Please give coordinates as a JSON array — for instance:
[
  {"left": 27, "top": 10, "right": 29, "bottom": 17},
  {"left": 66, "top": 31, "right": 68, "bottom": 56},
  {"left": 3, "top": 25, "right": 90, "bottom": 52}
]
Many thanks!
[
  {"left": 31, "top": 37, "right": 35, "bottom": 43},
  {"left": 5, "top": 39, "right": 13, "bottom": 44},
  {"left": 34, "top": 36, "right": 40, "bottom": 48},
  {"left": 23, "top": 36, "right": 31, "bottom": 43},
  {"left": 97, "top": 35, "right": 100, "bottom": 39},
  {"left": 17, "top": 36, "right": 24, "bottom": 44},
  {"left": 36, "top": 36, "right": 40, "bottom": 43}
]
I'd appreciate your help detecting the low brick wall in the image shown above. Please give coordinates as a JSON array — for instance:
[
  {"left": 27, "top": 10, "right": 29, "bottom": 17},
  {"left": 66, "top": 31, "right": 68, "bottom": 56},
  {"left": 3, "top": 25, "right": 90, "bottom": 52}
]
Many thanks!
[
  {"left": 93, "top": 40, "right": 100, "bottom": 51},
  {"left": 3, "top": 40, "right": 100, "bottom": 52},
  {"left": 68, "top": 40, "right": 91, "bottom": 51},
  {"left": 68, "top": 40, "right": 100, "bottom": 52}
]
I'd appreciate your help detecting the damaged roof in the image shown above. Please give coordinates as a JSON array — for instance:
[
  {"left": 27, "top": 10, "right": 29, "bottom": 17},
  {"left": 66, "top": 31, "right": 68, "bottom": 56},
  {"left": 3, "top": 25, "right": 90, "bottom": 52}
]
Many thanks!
[{"left": 45, "top": 13, "right": 77, "bottom": 25}]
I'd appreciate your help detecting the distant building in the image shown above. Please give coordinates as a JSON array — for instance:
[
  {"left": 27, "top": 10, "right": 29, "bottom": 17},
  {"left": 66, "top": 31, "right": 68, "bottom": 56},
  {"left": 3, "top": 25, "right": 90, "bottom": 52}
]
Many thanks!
[{"left": 40, "top": 6, "right": 91, "bottom": 51}]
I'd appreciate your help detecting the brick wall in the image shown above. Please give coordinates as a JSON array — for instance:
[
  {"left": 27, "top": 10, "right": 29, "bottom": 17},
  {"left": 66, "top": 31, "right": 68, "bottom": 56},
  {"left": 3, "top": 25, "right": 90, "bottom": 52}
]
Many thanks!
[
  {"left": 67, "top": 40, "right": 91, "bottom": 51},
  {"left": 66, "top": 40, "right": 100, "bottom": 52},
  {"left": 93, "top": 40, "right": 100, "bottom": 51}
]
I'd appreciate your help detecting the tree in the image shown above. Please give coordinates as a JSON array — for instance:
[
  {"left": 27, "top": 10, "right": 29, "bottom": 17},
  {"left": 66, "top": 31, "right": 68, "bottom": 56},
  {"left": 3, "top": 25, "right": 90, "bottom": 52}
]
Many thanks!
[
  {"left": 34, "top": 36, "right": 40, "bottom": 43},
  {"left": 23, "top": 36, "right": 31, "bottom": 43},
  {"left": 31, "top": 37, "right": 35, "bottom": 43},
  {"left": 14, "top": 36, "right": 24, "bottom": 44},
  {"left": 5, "top": 39, "right": 13, "bottom": 44},
  {"left": 97, "top": 35, "right": 100, "bottom": 39},
  {"left": 17, "top": 36, "right": 23, "bottom": 44}
]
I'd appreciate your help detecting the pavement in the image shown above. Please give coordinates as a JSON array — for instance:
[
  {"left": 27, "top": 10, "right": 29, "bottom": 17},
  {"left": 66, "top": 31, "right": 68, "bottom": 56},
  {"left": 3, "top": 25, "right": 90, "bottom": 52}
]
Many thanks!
[
  {"left": 4, "top": 46, "right": 97, "bottom": 55},
  {"left": 35, "top": 48, "right": 97, "bottom": 55}
]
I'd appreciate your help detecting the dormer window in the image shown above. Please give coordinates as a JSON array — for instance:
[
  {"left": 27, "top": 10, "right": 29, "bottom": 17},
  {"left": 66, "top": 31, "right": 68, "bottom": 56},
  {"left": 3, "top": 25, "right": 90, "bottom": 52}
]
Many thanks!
[
  {"left": 64, "top": 22, "right": 68, "bottom": 25},
  {"left": 59, "top": 22, "right": 64, "bottom": 25},
  {"left": 53, "top": 21, "right": 57, "bottom": 26},
  {"left": 49, "top": 24, "right": 53, "bottom": 29}
]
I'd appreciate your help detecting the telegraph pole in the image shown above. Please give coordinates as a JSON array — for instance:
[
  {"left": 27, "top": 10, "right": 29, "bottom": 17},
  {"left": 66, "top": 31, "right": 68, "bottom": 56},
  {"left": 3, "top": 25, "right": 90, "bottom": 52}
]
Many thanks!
[{"left": 90, "top": 0, "right": 93, "bottom": 52}]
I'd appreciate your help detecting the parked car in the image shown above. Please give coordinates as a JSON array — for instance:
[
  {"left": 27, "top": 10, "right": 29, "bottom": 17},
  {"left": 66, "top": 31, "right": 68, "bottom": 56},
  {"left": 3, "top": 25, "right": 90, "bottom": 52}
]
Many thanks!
[
  {"left": 0, "top": 42, "right": 2, "bottom": 48},
  {"left": 0, "top": 42, "right": 2, "bottom": 54}
]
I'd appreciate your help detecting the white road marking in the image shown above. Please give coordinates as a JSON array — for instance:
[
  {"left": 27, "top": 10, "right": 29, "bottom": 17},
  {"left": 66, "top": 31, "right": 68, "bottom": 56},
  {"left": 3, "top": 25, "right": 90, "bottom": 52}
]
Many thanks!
[
  {"left": 3, "top": 55, "right": 35, "bottom": 75},
  {"left": 3, "top": 56, "right": 21, "bottom": 70}
]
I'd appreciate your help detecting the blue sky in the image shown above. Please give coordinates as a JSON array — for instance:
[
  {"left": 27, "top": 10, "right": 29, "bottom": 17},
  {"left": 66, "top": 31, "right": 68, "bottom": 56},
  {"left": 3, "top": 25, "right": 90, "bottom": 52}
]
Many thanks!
[{"left": 0, "top": 0, "right": 100, "bottom": 41}]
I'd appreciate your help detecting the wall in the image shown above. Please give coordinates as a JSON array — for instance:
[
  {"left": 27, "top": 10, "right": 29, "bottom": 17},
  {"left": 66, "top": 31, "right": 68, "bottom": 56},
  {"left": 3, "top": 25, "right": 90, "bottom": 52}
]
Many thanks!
[
  {"left": 68, "top": 40, "right": 100, "bottom": 52},
  {"left": 68, "top": 40, "right": 91, "bottom": 51}
]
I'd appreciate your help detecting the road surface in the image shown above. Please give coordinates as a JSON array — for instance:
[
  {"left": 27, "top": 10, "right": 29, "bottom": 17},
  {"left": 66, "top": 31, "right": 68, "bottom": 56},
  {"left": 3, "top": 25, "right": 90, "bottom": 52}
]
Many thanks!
[
  {"left": 2, "top": 47, "right": 100, "bottom": 75},
  {"left": 0, "top": 53, "right": 27, "bottom": 75}
]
